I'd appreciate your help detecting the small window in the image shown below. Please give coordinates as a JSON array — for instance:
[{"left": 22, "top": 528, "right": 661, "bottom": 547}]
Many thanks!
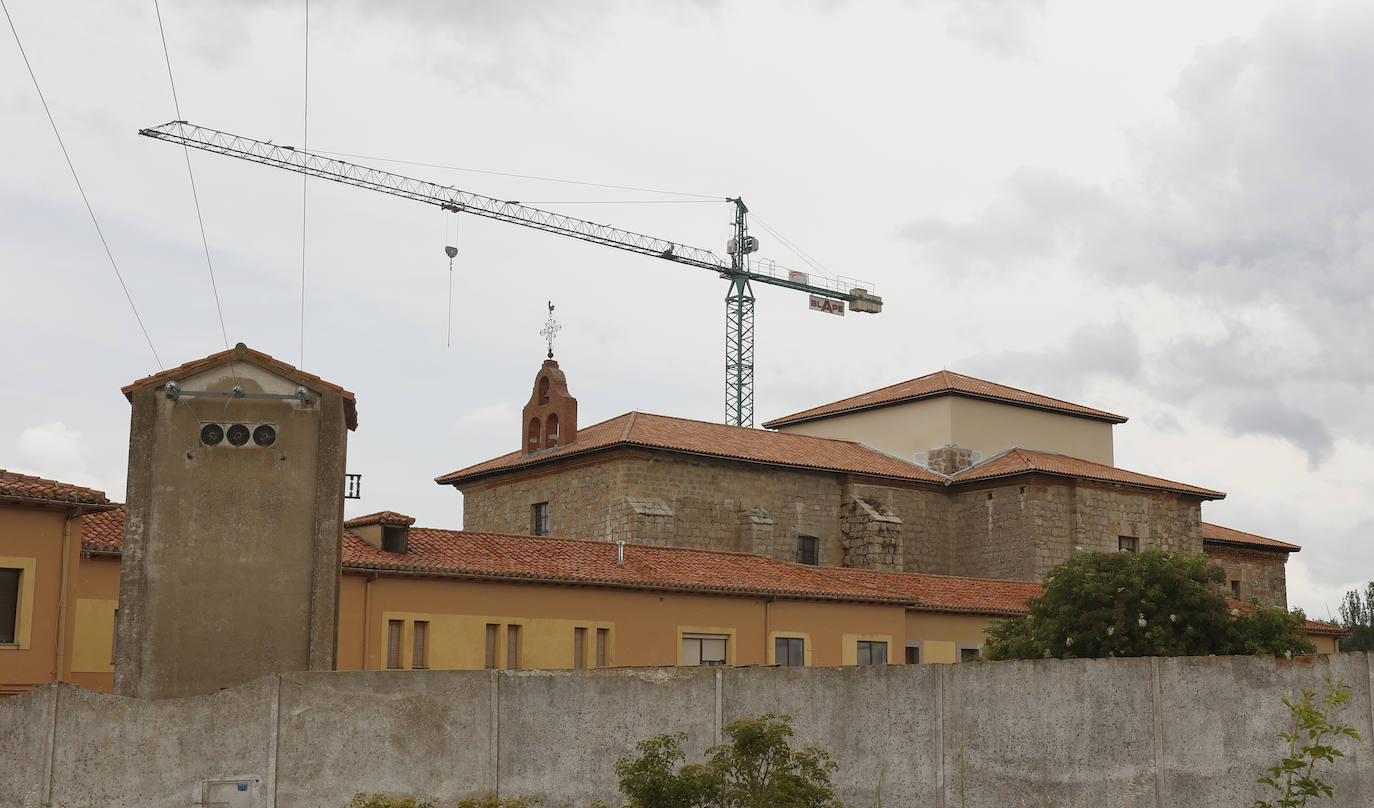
[
  {"left": 574, "top": 627, "right": 587, "bottom": 669},
  {"left": 596, "top": 628, "right": 608, "bottom": 667},
  {"left": 485, "top": 623, "right": 499, "bottom": 669},
  {"left": 386, "top": 619, "right": 403, "bottom": 669},
  {"left": 527, "top": 418, "right": 541, "bottom": 453},
  {"left": 904, "top": 644, "right": 921, "bottom": 665},
  {"left": 1118, "top": 536, "right": 1138, "bottom": 553},
  {"left": 538, "top": 376, "right": 550, "bottom": 404},
  {"left": 797, "top": 536, "right": 818, "bottom": 566},
  {"left": 1231, "top": 579, "right": 1241, "bottom": 599},
  {"left": 531, "top": 502, "right": 550, "bottom": 536},
  {"left": 382, "top": 525, "right": 408, "bottom": 554},
  {"left": 857, "top": 640, "right": 887, "bottom": 666},
  {"left": 412, "top": 621, "right": 428, "bottom": 669},
  {"left": 506, "top": 624, "right": 521, "bottom": 669},
  {"left": 775, "top": 636, "right": 804, "bottom": 666},
  {"left": 958, "top": 645, "right": 982, "bottom": 663},
  {"left": 545, "top": 413, "right": 559, "bottom": 448},
  {"left": 682, "top": 634, "right": 728, "bottom": 666},
  {"left": 0, "top": 568, "right": 18, "bottom": 645}
]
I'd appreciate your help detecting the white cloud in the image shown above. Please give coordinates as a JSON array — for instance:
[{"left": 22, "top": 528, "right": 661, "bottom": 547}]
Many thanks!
[{"left": 14, "top": 422, "right": 109, "bottom": 494}]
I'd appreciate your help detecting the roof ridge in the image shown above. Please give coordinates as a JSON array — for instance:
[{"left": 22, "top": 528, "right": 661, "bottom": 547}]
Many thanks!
[{"left": 620, "top": 411, "right": 638, "bottom": 441}]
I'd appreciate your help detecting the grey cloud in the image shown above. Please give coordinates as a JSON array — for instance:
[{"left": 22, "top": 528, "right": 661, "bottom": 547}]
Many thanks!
[
  {"left": 1227, "top": 400, "right": 1334, "bottom": 468},
  {"left": 963, "top": 319, "right": 1142, "bottom": 400},
  {"left": 942, "top": 0, "right": 1044, "bottom": 57}
]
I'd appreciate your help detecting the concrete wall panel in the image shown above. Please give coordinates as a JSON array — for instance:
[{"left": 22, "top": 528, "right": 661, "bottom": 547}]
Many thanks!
[
  {"left": 0, "top": 683, "right": 56, "bottom": 808},
  {"left": 49, "top": 678, "right": 276, "bottom": 808},
  {"left": 274, "top": 670, "right": 492, "bottom": 807},
  {"left": 497, "top": 667, "right": 717, "bottom": 806}
]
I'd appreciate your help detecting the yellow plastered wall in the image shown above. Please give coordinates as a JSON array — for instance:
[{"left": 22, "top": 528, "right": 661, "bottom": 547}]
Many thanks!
[
  {"left": 379, "top": 610, "right": 614, "bottom": 670},
  {"left": 71, "top": 598, "right": 117, "bottom": 673},
  {"left": 0, "top": 555, "right": 37, "bottom": 649},
  {"left": 905, "top": 611, "right": 993, "bottom": 663}
]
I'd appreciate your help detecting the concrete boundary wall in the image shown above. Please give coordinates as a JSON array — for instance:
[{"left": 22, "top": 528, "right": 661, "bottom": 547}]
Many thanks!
[{"left": 3, "top": 655, "right": 1372, "bottom": 807}]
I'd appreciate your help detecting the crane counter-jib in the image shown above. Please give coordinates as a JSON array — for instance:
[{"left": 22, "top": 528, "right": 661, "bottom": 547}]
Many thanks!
[{"left": 137, "top": 120, "right": 884, "bottom": 425}]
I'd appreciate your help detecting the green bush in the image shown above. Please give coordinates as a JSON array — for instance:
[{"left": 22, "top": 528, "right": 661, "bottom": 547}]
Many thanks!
[
  {"left": 1253, "top": 676, "right": 1362, "bottom": 807},
  {"left": 346, "top": 794, "right": 436, "bottom": 808},
  {"left": 615, "top": 713, "right": 847, "bottom": 808},
  {"left": 985, "top": 550, "right": 1314, "bottom": 660}
]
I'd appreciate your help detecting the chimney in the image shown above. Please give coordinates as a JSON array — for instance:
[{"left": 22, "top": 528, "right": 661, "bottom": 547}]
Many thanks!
[
  {"left": 521, "top": 359, "right": 578, "bottom": 454},
  {"left": 344, "top": 511, "right": 417, "bottom": 554},
  {"left": 924, "top": 444, "right": 978, "bottom": 475}
]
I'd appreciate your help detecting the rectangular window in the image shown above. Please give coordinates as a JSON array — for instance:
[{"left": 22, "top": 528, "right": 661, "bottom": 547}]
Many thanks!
[
  {"left": 596, "top": 628, "right": 608, "bottom": 667},
  {"left": 0, "top": 568, "right": 18, "bottom": 645},
  {"left": 531, "top": 502, "right": 550, "bottom": 536},
  {"left": 682, "top": 633, "right": 728, "bottom": 666},
  {"left": 905, "top": 644, "right": 921, "bottom": 665},
  {"left": 412, "top": 620, "right": 428, "bottom": 669},
  {"left": 1118, "top": 536, "right": 1138, "bottom": 553},
  {"left": 111, "top": 607, "right": 119, "bottom": 664},
  {"left": 1231, "top": 579, "right": 1241, "bottom": 599},
  {"left": 386, "top": 619, "right": 403, "bottom": 669},
  {"left": 507, "top": 624, "right": 521, "bottom": 669},
  {"left": 797, "top": 536, "right": 818, "bottom": 566},
  {"left": 574, "top": 627, "right": 587, "bottom": 669},
  {"left": 485, "top": 623, "right": 499, "bottom": 669},
  {"left": 857, "top": 640, "right": 887, "bottom": 666},
  {"left": 958, "top": 643, "right": 982, "bottom": 662},
  {"left": 775, "top": 636, "right": 804, "bottom": 666}
]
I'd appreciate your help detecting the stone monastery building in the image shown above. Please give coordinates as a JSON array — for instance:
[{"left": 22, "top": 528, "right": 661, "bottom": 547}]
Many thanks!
[{"left": 441, "top": 359, "right": 1297, "bottom": 609}]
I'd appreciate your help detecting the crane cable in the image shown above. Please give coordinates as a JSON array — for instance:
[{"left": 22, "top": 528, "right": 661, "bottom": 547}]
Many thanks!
[
  {"left": 2, "top": 0, "right": 163, "bottom": 369},
  {"left": 298, "top": 0, "right": 310, "bottom": 367},
  {"left": 153, "top": 0, "right": 231, "bottom": 353}
]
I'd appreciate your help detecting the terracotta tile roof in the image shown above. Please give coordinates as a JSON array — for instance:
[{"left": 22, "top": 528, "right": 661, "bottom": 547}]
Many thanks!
[
  {"left": 121, "top": 342, "right": 358, "bottom": 431},
  {"left": 950, "top": 448, "right": 1225, "bottom": 499},
  {"left": 81, "top": 504, "right": 126, "bottom": 552},
  {"left": 0, "top": 469, "right": 113, "bottom": 508},
  {"left": 1203, "top": 522, "right": 1300, "bottom": 552},
  {"left": 341, "top": 527, "right": 1035, "bottom": 614},
  {"left": 344, "top": 511, "right": 416, "bottom": 528},
  {"left": 436, "top": 411, "right": 947, "bottom": 486},
  {"left": 762, "top": 370, "right": 1128, "bottom": 428},
  {"left": 1226, "top": 598, "right": 1345, "bottom": 638}
]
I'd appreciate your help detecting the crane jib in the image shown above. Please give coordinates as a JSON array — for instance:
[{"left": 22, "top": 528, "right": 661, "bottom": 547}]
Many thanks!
[{"left": 138, "top": 120, "right": 884, "bottom": 426}]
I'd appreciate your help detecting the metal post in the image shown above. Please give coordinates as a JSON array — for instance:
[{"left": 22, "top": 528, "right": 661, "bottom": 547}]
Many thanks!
[{"left": 725, "top": 199, "right": 755, "bottom": 428}]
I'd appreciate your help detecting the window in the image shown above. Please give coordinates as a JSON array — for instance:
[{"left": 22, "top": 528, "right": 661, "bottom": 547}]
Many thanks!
[
  {"left": 485, "top": 623, "right": 499, "bottom": 669},
  {"left": 596, "top": 628, "right": 608, "bottom": 667},
  {"left": 1118, "top": 536, "right": 1138, "bottom": 553},
  {"left": 545, "top": 414, "right": 559, "bottom": 448},
  {"left": 537, "top": 376, "right": 550, "bottom": 404},
  {"left": 412, "top": 621, "right": 428, "bottom": 669},
  {"left": 958, "top": 643, "right": 982, "bottom": 662},
  {"left": 857, "top": 640, "right": 887, "bottom": 666},
  {"left": 682, "top": 633, "right": 728, "bottom": 666},
  {"left": 775, "top": 636, "right": 804, "bottom": 666},
  {"left": 797, "top": 536, "right": 818, "bottom": 566},
  {"left": 1231, "top": 579, "right": 1241, "bottom": 599},
  {"left": 527, "top": 418, "right": 541, "bottom": 452},
  {"left": 386, "top": 619, "right": 403, "bottom": 669},
  {"left": 531, "top": 502, "right": 550, "bottom": 536},
  {"left": 506, "top": 624, "right": 521, "bottom": 669},
  {"left": 574, "top": 627, "right": 587, "bottom": 669},
  {"left": 111, "top": 607, "right": 119, "bottom": 664},
  {"left": 0, "top": 568, "right": 17, "bottom": 645},
  {"left": 382, "top": 525, "right": 407, "bottom": 554},
  {"left": 904, "top": 643, "right": 921, "bottom": 665}
]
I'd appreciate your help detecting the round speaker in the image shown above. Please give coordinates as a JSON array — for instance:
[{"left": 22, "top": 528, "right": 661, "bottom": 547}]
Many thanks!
[
  {"left": 253, "top": 424, "right": 277, "bottom": 447},
  {"left": 226, "top": 424, "right": 250, "bottom": 446},
  {"left": 200, "top": 423, "right": 224, "bottom": 446}
]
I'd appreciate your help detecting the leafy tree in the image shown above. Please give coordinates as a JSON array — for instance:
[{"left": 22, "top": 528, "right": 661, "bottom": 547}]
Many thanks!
[
  {"left": 615, "top": 714, "right": 846, "bottom": 808},
  {"left": 1253, "top": 676, "right": 1362, "bottom": 808},
  {"left": 1336, "top": 583, "right": 1374, "bottom": 652},
  {"left": 984, "top": 550, "right": 1314, "bottom": 660}
]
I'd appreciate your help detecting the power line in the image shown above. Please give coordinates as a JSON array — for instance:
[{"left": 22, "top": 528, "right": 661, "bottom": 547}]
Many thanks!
[
  {"left": 311, "top": 148, "right": 723, "bottom": 201},
  {"left": 299, "top": 0, "right": 309, "bottom": 367},
  {"left": 750, "top": 214, "right": 840, "bottom": 283},
  {"left": 2, "top": 0, "right": 163, "bottom": 369},
  {"left": 153, "top": 0, "right": 230, "bottom": 351}
]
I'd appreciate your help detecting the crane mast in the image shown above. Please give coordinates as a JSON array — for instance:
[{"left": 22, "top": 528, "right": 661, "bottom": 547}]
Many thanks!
[{"left": 138, "top": 121, "right": 883, "bottom": 427}]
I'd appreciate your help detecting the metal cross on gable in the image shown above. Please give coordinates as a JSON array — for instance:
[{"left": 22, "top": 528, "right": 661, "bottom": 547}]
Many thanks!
[{"left": 540, "top": 301, "right": 561, "bottom": 359}]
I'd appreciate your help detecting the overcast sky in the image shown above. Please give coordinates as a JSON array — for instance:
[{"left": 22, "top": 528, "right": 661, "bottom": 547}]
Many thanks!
[{"left": 3, "top": 0, "right": 1371, "bottom": 619}]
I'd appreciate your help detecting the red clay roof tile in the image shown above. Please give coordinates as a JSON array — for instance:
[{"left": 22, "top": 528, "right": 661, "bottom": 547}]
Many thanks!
[
  {"left": 0, "top": 469, "right": 113, "bottom": 507},
  {"left": 763, "top": 370, "right": 1128, "bottom": 428},
  {"left": 436, "top": 411, "right": 947, "bottom": 485},
  {"left": 344, "top": 511, "right": 416, "bottom": 528},
  {"left": 1203, "top": 522, "right": 1300, "bottom": 552},
  {"left": 81, "top": 504, "right": 125, "bottom": 552},
  {"left": 950, "top": 448, "right": 1225, "bottom": 499},
  {"left": 122, "top": 343, "right": 358, "bottom": 430}
]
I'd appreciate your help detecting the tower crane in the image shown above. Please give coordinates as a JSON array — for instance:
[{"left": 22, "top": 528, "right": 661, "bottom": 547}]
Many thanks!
[{"left": 138, "top": 121, "right": 884, "bottom": 428}]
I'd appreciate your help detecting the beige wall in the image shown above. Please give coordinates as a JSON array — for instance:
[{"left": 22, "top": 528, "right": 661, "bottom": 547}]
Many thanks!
[
  {"left": 0, "top": 504, "right": 69, "bottom": 695},
  {"left": 774, "top": 395, "right": 1115, "bottom": 466}
]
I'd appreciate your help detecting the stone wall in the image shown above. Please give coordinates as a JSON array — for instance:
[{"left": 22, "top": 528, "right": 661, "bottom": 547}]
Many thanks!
[
  {"left": 4, "top": 655, "right": 1373, "bottom": 808},
  {"left": 1206, "top": 544, "right": 1290, "bottom": 608}
]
